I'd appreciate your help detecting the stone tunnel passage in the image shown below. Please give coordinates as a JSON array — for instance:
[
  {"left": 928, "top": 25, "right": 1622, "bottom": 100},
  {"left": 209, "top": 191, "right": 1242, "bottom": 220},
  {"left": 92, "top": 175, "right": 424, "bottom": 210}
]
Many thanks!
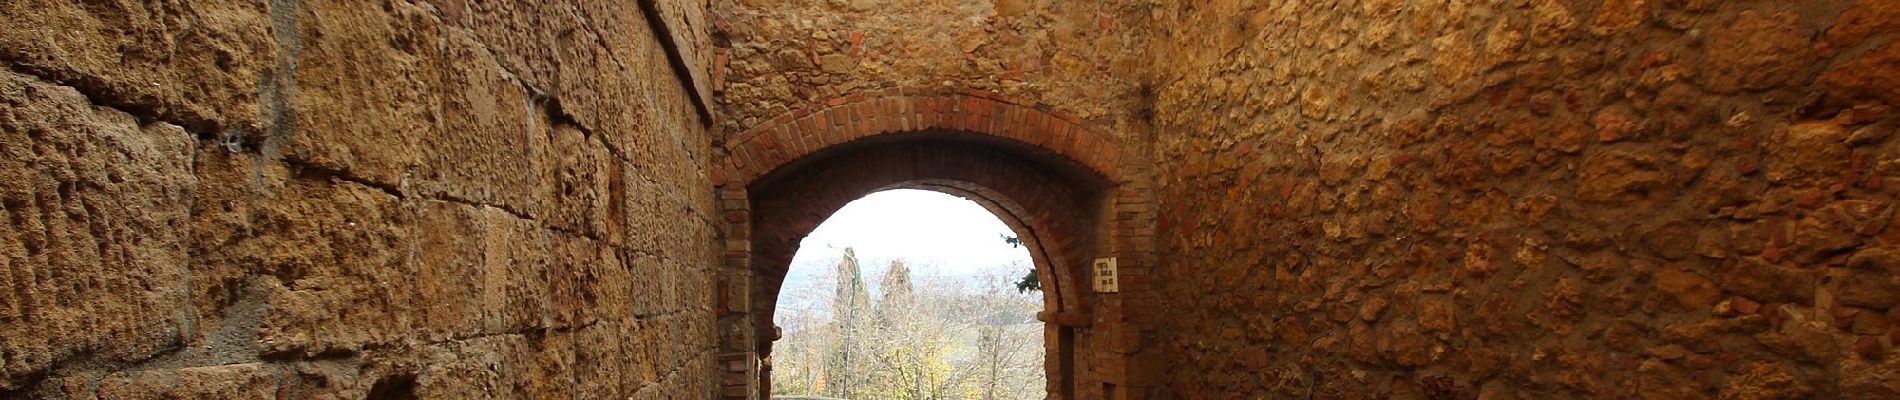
[
  {"left": 8, "top": 0, "right": 1900, "bottom": 398},
  {"left": 715, "top": 91, "right": 1159, "bottom": 399}
]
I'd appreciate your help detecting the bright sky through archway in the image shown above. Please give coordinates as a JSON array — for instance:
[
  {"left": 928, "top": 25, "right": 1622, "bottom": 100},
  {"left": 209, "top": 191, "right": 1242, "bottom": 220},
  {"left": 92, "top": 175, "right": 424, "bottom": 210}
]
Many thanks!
[{"left": 791, "top": 189, "right": 1032, "bottom": 275}]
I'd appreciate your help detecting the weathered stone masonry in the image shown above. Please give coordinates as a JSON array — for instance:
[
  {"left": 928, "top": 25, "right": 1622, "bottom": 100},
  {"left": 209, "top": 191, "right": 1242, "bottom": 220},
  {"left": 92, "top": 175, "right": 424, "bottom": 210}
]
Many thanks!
[
  {"left": 6, "top": 0, "right": 1900, "bottom": 399},
  {"left": 3, "top": 0, "right": 721, "bottom": 398},
  {"left": 1147, "top": 0, "right": 1900, "bottom": 398}
]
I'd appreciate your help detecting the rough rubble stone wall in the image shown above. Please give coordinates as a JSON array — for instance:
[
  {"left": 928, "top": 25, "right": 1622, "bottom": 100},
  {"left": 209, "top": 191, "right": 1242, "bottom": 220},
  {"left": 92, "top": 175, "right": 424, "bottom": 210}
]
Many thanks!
[
  {"left": 711, "top": 0, "right": 1152, "bottom": 144},
  {"left": 1149, "top": 0, "right": 1900, "bottom": 398},
  {"left": 0, "top": 0, "right": 721, "bottom": 398}
]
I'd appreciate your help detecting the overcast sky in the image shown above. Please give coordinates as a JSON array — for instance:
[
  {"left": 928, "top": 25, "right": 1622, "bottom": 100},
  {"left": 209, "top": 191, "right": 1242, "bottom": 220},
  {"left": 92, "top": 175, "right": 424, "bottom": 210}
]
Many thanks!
[{"left": 789, "top": 189, "right": 1032, "bottom": 275}]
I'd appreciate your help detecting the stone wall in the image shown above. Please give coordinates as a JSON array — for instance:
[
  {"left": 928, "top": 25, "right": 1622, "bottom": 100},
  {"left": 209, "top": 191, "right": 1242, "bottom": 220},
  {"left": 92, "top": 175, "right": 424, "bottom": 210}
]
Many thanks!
[
  {"left": 0, "top": 0, "right": 721, "bottom": 398},
  {"left": 1148, "top": 0, "right": 1900, "bottom": 398},
  {"left": 711, "top": 0, "right": 1152, "bottom": 144}
]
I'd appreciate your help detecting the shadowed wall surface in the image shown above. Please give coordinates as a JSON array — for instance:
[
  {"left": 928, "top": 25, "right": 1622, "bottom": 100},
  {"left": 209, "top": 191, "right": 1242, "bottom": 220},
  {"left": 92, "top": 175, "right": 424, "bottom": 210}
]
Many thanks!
[{"left": 1145, "top": 0, "right": 1900, "bottom": 398}]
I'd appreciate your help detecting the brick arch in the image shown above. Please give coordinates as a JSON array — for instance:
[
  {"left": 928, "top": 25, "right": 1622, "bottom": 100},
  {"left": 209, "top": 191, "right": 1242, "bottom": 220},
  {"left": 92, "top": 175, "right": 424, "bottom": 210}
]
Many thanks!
[
  {"left": 743, "top": 140, "right": 1102, "bottom": 399},
  {"left": 901, "top": 178, "right": 1072, "bottom": 309},
  {"left": 713, "top": 89, "right": 1157, "bottom": 400},
  {"left": 748, "top": 142, "right": 1102, "bottom": 331},
  {"left": 716, "top": 88, "right": 1122, "bottom": 187}
]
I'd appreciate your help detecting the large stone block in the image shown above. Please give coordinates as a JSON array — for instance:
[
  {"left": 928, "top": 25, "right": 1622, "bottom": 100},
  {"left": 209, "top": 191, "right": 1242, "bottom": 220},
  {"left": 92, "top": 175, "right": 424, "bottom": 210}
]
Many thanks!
[
  {"left": 572, "top": 321, "right": 632, "bottom": 398},
  {"left": 592, "top": 242, "right": 636, "bottom": 321},
  {"left": 628, "top": 252, "right": 666, "bottom": 316},
  {"left": 551, "top": 10, "right": 610, "bottom": 134},
  {"left": 545, "top": 123, "right": 611, "bottom": 237},
  {"left": 623, "top": 174, "right": 669, "bottom": 259},
  {"left": 549, "top": 233, "right": 603, "bottom": 328},
  {"left": 626, "top": 39, "right": 702, "bottom": 186},
  {"left": 185, "top": 132, "right": 288, "bottom": 347},
  {"left": 232, "top": 177, "right": 416, "bottom": 355},
  {"left": 590, "top": 47, "right": 663, "bottom": 171},
  {"left": 600, "top": 158, "right": 631, "bottom": 248},
  {"left": 678, "top": 259, "right": 717, "bottom": 317},
  {"left": 650, "top": 0, "right": 712, "bottom": 106},
  {"left": 563, "top": 0, "right": 708, "bottom": 157},
  {"left": 0, "top": 0, "right": 273, "bottom": 129},
  {"left": 414, "top": 200, "right": 488, "bottom": 341},
  {"left": 282, "top": 0, "right": 444, "bottom": 186},
  {"left": 85, "top": 363, "right": 281, "bottom": 399},
  {"left": 272, "top": 358, "right": 378, "bottom": 398},
  {"left": 481, "top": 206, "right": 551, "bottom": 334},
  {"left": 551, "top": 233, "right": 638, "bottom": 329},
  {"left": 567, "top": 0, "right": 646, "bottom": 64},
  {"left": 526, "top": 331, "right": 579, "bottom": 399},
  {"left": 636, "top": 175, "right": 717, "bottom": 268},
  {"left": 426, "top": 0, "right": 561, "bottom": 91},
  {"left": 414, "top": 31, "right": 546, "bottom": 218},
  {"left": 0, "top": 70, "right": 195, "bottom": 388},
  {"left": 415, "top": 335, "right": 533, "bottom": 398},
  {"left": 622, "top": 319, "right": 663, "bottom": 387}
]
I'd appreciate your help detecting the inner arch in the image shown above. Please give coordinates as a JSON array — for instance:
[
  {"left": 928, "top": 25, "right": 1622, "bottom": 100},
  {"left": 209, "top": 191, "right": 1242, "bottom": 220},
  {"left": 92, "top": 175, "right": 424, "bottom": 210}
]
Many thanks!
[{"left": 744, "top": 137, "right": 1112, "bottom": 397}]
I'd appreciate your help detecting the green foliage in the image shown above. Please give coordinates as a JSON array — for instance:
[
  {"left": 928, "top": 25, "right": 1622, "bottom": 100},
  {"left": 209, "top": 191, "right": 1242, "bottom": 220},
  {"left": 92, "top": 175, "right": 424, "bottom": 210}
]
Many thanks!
[
  {"left": 1014, "top": 269, "right": 1039, "bottom": 294},
  {"left": 1001, "top": 234, "right": 1025, "bottom": 248},
  {"left": 1002, "top": 234, "right": 1041, "bottom": 293}
]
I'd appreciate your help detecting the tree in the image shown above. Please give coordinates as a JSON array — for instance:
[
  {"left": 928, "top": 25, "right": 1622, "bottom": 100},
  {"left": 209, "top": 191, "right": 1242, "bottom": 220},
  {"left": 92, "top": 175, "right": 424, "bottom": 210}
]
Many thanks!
[
  {"left": 773, "top": 247, "right": 1046, "bottom": 399},
  {"left": 970, "top": 268, "right": 1045, "bottom": 400},
  {"left": 875, "top": 260, "right": 914, "bottom": 328},
  {"left": 823, "top": 248, "right": 873, "bottom": 398}
]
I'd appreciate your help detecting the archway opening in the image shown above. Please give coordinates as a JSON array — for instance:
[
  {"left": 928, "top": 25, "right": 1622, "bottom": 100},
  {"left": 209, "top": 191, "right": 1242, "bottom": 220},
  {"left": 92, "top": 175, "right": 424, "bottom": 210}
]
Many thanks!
[
  {"left": 767, "top": 189, "right": 1045, "bottom": 399},
  {"left": 738, "top": 132, "right": 1113, "bottom": 399},
  {"left": 715, "top": 92, "right": 1156, "bottom": 400}
]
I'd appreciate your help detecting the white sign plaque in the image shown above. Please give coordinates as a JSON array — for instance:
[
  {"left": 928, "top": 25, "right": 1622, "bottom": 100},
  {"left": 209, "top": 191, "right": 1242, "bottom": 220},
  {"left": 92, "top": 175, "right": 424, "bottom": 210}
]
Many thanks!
[{"left": 1092, "top": 257, "right": 1119, "bottom": 293}]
